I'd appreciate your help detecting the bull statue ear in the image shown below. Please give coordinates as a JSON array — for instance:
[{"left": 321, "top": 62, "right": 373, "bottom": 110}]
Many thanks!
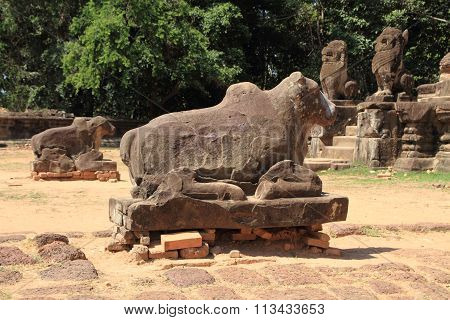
[
  {"left": 295, "top": 73, "right": 306, "bottom": 86},
  {"left": 402, "top": 29, "right": 409, "bottom": 46}
]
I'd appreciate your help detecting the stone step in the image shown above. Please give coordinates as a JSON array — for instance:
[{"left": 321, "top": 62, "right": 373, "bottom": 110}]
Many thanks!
[
  {"left": 303, "top": 159, "right": 332, "bottom": 171},
  {"left": 332, "top": 136, "right": 357, "bottom": 147},
  {"left": 303, "top": 158, "right": 351, "bottom": 171},
  {"left": 321, "top": 146, "right": 354, "bottom": 160},
  {"left": 345, "top": 126, "right": 357, "bottom": 136}
]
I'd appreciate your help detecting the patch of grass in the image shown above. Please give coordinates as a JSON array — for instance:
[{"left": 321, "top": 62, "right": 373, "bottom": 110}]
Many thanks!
[
  {"left": 360, "top": 225, "right": 382, "bottom": 237},
  {"left": 319, "top": 164, "right": 450, "bottom": 186},
  {"left": 319, "top": 164, "right": 374, "bottom": 177},
  {"left": 0, "top": 191, "right": 47, "bottom": 202}
]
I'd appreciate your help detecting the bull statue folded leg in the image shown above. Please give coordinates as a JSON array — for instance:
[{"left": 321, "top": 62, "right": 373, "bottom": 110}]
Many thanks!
[{"left": 120, "top": 72, "right": 336, "bottom": 199}]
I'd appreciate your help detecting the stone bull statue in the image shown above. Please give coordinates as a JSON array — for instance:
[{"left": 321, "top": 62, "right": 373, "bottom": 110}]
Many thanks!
[
  {"left": 120, "top": 72, "right": 336, "bottom": 198},
  {"left": 30, "top": 116, "right": 116, "bottom": 173},
  {"left": 31, "top": 116, "right": 115, "bottom": 158}
]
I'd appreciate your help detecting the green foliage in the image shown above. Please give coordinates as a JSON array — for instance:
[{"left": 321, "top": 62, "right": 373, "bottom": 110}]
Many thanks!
[
  {"left": 0, "top": 0, "right": 85, "bottom": 111},
  {"left": 0, "top": 0, "right": 448, "bottom": 118},
  {"left": 62, "top": 0, "right": 245, "bottom": 118},
  {"left": 322, "top": 0, "right": 449, "bottom": 95}
]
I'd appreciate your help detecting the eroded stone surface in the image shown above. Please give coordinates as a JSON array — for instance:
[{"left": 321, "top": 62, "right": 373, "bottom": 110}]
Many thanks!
[
  {"left": 0, "top": 269, "right": 23, "bottom": 285},
  {"left": 164, "top": 268, "right": 215, "bottom": 287},
  {"left": 34, "top": 233, "right": 69, "bottom": 248},
  {"left": 264, "top": 264, "right": 324, "bottom": 286},
  {"left": 39, "top": 260, "right": 98, "bottom": 281},
  {"left": 215, "top": 267, "right": 270, "bottom": 286},
  {"left": 0, "top": 246, "right": 35, "bottom": 265},
  {"left": 38, "top": 241, "right": 86, "bottom": 263}
]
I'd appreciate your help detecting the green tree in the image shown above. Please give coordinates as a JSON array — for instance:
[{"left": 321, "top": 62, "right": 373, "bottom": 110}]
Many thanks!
[
  {"left": 0, "top": 0, "right": 85, "bottom": 111},
  {"left": 62, "top": 0, "right": 246, "bottom": 118},
  {"left": 322, "top": 0, "right": 449, "bottom": 95}
]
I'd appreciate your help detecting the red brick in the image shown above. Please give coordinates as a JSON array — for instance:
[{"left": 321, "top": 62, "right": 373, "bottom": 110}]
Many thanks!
[
  {"left": 231, "top": 233, "right": 257, "bottom": 241},
  {"left": 306, "top": 224, "right": 323, "bottom": 232},
  {"left": 304, "top": 237, "right": 329, "bottom": 249},
  {"left": 308, "top": 231, "right": 330, "bottom": 242},
  {"left": 148, "top": 243, "right": 178, "bottom": 259},
  {"left": 38, "top": 172, "right": 48, "bottom": 179},
  {"left": 161, "top": 232, "right": 202, "bottom": 251},
  {"left": 200, "top": 232, "right": 215, "bottom": 241},
  {"left": 179, "top": 242, "right": 209, "bottom": 259},
  {"left": 240, "top": 227, "right": 252, "bottom": 234},
  {"left": 253, "top": 228, "right": 273, "bottom": 240}
]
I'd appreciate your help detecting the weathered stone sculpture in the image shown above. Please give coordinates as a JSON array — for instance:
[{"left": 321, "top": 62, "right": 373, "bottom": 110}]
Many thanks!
[
  {"left": 368, "top": 27, "right": 413, "bottom": 101},
  {"left": 409, "top": 52, "right": 450, "bottom": 171},
  {"left": 417, "top": 52, "right": 450, "bottom": 102},
  {"left": 121, "top": 72, "right": 337, "bottom": 198},
  {"left": 30, "top": 116, "right": 119, "bottom": 181},
  {"left": 108, "top": 72, "right": 349, "bottom": 254},
  {"left": 320, "top": 40, "right": 358, "bottom": 100},
  {"left": 306, "top": 41, "right": 360, "bottom": 168}
]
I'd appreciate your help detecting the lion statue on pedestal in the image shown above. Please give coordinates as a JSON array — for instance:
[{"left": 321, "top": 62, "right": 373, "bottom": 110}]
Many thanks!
[
  {"left": 370, "top": 27, "right": 413, "bottom": 100},
  {"left": 320, "top": 40, "right": 358, "bottom": 100}
]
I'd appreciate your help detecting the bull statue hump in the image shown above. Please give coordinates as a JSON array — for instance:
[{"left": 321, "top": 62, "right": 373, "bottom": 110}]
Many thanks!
[{"left": 121, "top": 72, "right": 336, "bottom": 199}]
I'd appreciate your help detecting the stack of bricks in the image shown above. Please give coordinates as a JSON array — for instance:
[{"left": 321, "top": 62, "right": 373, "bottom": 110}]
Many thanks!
[
  {"left": 106, "top": 223, "right": 341, "bottom": 261},
  {"left": 31, "top": 170, "right": 120, "bottom": 182},
  {"left": 230, "top": 224, "right": 341, "bottom": 256},
  {"left": 106, "top": 228, "right": 215, "bottom": 261}
]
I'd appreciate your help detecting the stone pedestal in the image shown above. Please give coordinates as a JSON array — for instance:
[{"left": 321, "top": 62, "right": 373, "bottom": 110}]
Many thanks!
[
  {"left": 31, "top": 160, "right": 119, "bottom": 181},
  {"left": 309, "top": 100, "right": 359, "bottom": 158},
  {"left": 109, "top": 194, "right": 348, "bottom": 232},
  {"left": 354, "top": 102, "right": 401, "bottom": 167},
  {"left": 434, "top": 103, "right": 450, "bottom": 171},
  {"left": 394, "top": 102, "right": 437, "bottom": 171}
]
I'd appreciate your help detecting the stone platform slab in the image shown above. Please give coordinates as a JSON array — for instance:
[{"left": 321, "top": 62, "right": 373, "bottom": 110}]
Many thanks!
[{"left": 109, "top": 194, "right": 348, "bottom": 232}]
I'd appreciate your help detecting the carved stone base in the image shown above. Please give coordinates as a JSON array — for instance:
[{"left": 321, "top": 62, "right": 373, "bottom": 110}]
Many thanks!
[
  {"left": 365, "top": 95, "right": 395, "bottom": 103},
  {"left": 31, "top": 168, "right": 120, "bottom": 181},
  {"left": 354, "top": 137, "right": 400, "bottom": 167},
  {"left": 434, "top": 152, "right": 450, "bottom": 172},
  {"left": 109, "top": 194, "right": 348, "bottom": 232},
  {"left": 393, "top": 157, "right": 435, "bottom": 171}
]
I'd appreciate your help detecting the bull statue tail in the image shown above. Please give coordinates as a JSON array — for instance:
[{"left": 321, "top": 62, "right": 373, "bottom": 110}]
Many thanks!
[{"left": 120, "top": 129, "right": 136, "bottom": 167}]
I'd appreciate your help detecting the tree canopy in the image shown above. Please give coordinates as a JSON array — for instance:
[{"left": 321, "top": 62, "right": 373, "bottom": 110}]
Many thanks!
[{"left": 1, "top": 0, "right": 448, "bottom": 119}]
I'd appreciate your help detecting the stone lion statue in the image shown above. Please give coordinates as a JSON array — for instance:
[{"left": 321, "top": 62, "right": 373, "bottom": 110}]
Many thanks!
[
  {"left": 31, "top": 116, "right": 115, "bottom": 160},
  {"left": 120, "top": 72, "right": 337, "bottom": 198},
  {"left": 371, "top": 27, "right": 413, "bottom": 99},
  {"left": 320, "top": 40, "right": 358, "bottom": 100}
]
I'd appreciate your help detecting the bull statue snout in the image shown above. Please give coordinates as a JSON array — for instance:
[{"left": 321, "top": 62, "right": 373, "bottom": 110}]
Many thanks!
[{"left": 319, "top": 91, "right": 337, "bottom": 125}]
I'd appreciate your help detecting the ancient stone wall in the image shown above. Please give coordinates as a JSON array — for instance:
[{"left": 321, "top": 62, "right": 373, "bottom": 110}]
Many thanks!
[{"left": 0, "top": 115, "right": 146, "bottom": 140}]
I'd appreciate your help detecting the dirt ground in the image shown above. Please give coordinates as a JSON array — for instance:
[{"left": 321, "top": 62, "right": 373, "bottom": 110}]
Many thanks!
[{"left": 0, "top": 146, "right": 449, "bottom": 300}]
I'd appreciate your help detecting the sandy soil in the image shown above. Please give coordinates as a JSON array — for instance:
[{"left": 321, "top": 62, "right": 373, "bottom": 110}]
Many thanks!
[{"left": 0, "top": 146, "right": 449, "bottom": 300}]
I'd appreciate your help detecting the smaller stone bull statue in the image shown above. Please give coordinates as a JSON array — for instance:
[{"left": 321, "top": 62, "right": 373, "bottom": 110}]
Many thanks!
[
  {"left": 31, "top": 116, "right": 115, "bottom": 159},
  {"left": 30, "top": 116, "right": 116, "bottom": 173}
]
